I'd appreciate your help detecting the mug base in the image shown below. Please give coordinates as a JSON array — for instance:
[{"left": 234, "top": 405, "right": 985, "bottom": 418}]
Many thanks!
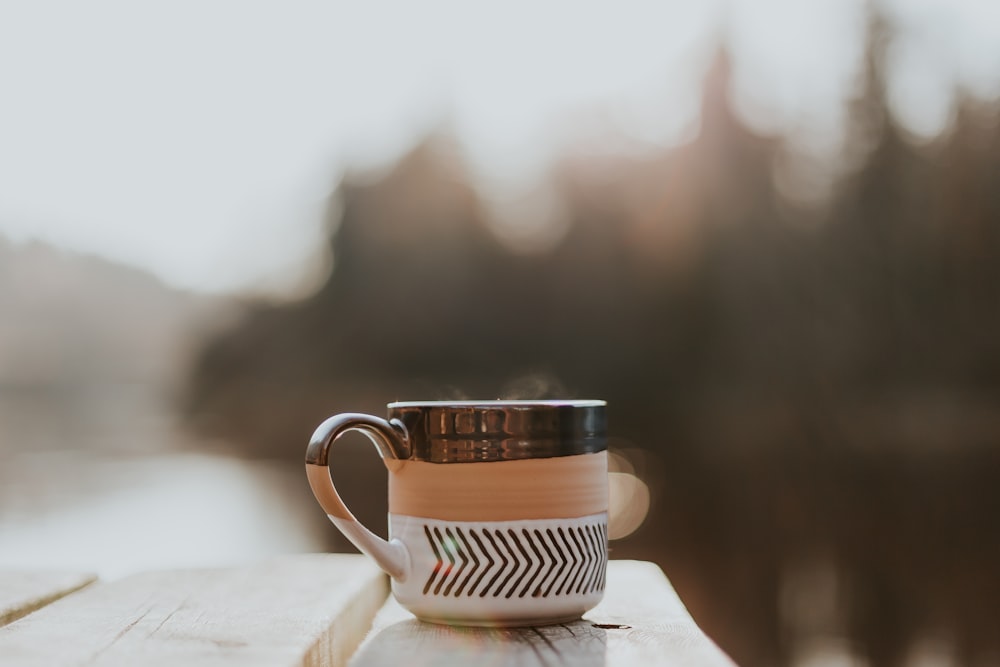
[{"left": 413, "top": 613, "right": 585, "bottom": 628}]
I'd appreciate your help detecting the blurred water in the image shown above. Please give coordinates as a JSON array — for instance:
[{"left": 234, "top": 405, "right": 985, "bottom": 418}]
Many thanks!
[{"left": 0, "top": 452, "right": 325, "bottom": 580}]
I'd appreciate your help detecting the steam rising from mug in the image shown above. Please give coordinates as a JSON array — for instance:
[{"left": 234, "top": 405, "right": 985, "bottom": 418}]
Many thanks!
[{"left": 500, "top": 372, "right": 569, "bottom": 400}]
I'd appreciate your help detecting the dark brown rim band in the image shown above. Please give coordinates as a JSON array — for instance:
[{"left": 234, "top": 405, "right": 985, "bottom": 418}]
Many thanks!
[
  {"left": 306, "top": 400, "right": 606, "bottom": 465},
  {"left": 390, "top": 400, "right": 606, "bottom": 463}
]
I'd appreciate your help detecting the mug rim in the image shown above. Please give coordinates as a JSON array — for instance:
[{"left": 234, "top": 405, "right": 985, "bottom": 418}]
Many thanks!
[
  {"left": 387, "top": 399, "right": 606, "bottom": 408},
  {"left": 387, "top": 399, "right": 606, "bottom": 463}
]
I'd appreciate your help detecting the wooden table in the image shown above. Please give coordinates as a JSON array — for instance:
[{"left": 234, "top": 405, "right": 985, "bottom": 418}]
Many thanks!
[{"left": 0, "top": 557, "right": 734, "bottom": 666}]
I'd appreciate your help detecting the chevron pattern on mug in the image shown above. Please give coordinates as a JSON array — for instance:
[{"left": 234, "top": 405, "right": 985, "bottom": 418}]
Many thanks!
[
  {"left": 421, "top": 521, "right": 607, "bottom": 599},
  {"left": 385, "top": 513, "right": 608, "bottom": 625}
]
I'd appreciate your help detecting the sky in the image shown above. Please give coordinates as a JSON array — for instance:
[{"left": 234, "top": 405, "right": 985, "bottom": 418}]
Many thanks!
[{"left": 1, "top": 0, "right": 998, "bottom": 295}]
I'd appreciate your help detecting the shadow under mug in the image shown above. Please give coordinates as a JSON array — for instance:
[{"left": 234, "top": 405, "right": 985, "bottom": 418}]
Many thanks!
[{"left": 305, "top": 400, "right": 609, "bottom": 627}]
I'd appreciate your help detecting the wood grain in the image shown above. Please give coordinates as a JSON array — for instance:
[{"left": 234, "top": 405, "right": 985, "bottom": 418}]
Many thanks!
[
  {"left": 350, "top": 560, "right": 736, "bottom": 667},
  {"left": 0, "top": 554, "right": 387, "bottom": 667},
  {"left": 0, "top": 571, "right": 97, "bottom": 627}
]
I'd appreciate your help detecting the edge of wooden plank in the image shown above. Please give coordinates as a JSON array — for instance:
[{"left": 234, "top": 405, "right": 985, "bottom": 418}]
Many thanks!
[
  {"left": 349, "top": 559, "right": 736, "bottom": 667},
  {"left": 0, "top": 571, "right": 98, "bottom": 628},
  {"left": 0, "top": 554, "right": 387, "bottom": 667},
  {"left": 304, "top": 558, "right": 390, "bottom": 667}
]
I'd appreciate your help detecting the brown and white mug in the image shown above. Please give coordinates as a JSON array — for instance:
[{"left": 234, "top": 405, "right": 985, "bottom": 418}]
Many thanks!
[{"left": 305, "top": 400, "right": 608, "bottom": 626}]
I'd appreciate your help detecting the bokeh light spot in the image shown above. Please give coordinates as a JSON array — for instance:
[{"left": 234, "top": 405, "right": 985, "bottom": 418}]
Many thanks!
[{"left": 607, "top": 471, "right": 650, "bottom": 540}]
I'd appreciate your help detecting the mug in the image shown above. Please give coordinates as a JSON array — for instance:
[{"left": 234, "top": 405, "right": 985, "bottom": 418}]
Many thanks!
[{"left": 305, "top": 400, "right": 609, "bottom": 626}]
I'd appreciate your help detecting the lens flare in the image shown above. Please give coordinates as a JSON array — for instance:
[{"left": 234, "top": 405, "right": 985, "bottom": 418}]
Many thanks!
[{"left": 607, "top": 471, "right": 650, "bottom": 540}]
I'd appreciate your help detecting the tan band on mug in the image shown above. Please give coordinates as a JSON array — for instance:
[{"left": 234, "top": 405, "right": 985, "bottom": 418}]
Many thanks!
[{"left": 389, "top": 451, "right": 608, "bottom": 522}]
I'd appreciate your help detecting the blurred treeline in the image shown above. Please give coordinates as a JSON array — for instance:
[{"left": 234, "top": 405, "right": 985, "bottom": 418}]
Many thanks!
[
  {"left": 0, "top": 239, "right": 214, "bottom": 455},
  {"left": 184, "top": 13, "right": 1000, "bottom": 667}
]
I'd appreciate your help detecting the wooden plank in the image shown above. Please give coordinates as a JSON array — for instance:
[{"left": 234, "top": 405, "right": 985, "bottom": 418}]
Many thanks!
[
  {"left": 0, "top": 554, "right": 387, "bottom": 667},
  {"left": 0, "top": 571, "right": 97, "bottom": 627},
  {"left": 350, "top": 560, "right": 736, "bottom": 667}
]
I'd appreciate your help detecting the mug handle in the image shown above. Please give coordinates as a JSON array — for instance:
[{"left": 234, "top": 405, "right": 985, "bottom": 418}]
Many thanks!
[{"left": 305, "top": 413, "right": 411, "bottom": 581}]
